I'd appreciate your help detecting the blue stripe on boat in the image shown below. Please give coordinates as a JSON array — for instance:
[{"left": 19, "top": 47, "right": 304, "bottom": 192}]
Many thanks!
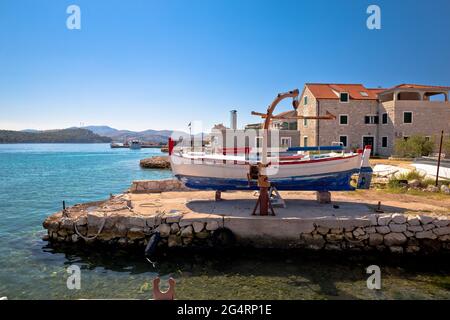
[{"left": 176, "top": 168, "right": 365, "bottom": 191}]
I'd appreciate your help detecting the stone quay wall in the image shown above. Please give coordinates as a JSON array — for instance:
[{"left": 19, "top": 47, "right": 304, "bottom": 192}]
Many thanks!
[
  {"left": 130, "top": 179, "right": 188, "bottom": 193},
  {"left": 43, "top": 205, "right": 450, "bottom": 254}
]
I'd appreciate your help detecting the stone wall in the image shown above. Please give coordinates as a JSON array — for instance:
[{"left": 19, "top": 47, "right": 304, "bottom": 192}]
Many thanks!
[
  {"left": 130, "top": 179, "right": 188, "bottom": 193},
  {"left": 43, "top": 208, "right": 450, "bottom": 254}
]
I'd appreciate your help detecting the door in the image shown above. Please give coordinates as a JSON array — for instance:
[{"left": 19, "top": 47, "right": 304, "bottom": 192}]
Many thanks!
[{"left": 362, "top": 136, "right": 374, "bottom": 155}]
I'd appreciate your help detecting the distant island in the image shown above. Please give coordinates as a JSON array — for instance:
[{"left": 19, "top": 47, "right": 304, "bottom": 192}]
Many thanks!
[
  {"left": 84, "top": 126, "right": 172, "bottom": 144},
  {"left": 0, "top": 126, "right": 175, "bottom": 144},
  {"left": 0, "top": 128, "right": 112, "bottom": 143}
]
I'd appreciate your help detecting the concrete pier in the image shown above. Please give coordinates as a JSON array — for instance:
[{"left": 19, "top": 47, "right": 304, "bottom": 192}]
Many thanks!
[{"left": 42, "top": 179, "right": 450, "bottom": 254}]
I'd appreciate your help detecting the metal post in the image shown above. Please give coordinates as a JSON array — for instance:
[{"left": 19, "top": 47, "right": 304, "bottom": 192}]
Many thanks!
[{"left": 436, "top": 130, "right": 444, "bottom": 187}]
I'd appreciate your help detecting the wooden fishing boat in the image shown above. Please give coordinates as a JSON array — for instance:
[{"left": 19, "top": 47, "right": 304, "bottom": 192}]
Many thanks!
[{"left": 169, "top": 89, "right": 373, "bottom": 215}]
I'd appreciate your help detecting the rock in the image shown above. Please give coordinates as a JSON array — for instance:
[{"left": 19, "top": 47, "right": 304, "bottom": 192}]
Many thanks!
[
  {"left": 423, "top": 224, "right": 435, "bottom": 231},
  {"left": 408, "top": 179, "right": 421, "bottom": 188},
  {"left": 42, "top": 234, "right": 50, "bottom": 241},
  {"left": 403, "top": 231, "right": 414, "bottom": 237},
  {"left": 192, "top": 222, "right": 205, "bottom": 233},
  {"left": 182, "top": 237, "right": 193, "bottom": 245},
  {"left": 434, "top": 218, "right": 450, "bottom": 227},
  {"left": 384, "top": 233, "right": 407, "bottom": 246},
  {"left": 170, "top": 223, "right": 180, "bottom": 234},
  {"left": 330, "top": 228, "right": 343, "bottom": 234},
  {"left": 343, "top": 231, "right": 353, "bottom": 239},
  {"left": 302, "top": 234, "right": 325, "bottom": 250},
  {"left": 416, "top": 231, "right": 437, "bottom": 239},
  {"left": 179, "top": 220, "right": 193, "bottom": 228},
  {"left": 378, "top": 215, "right": 392, "bottom": 226},
  {"left": 352, "top": 228, "right": 365, "bottom": 237},
  {"left": 439, "top": 235, "right": 450, "bottom": 241},
  {"left": 128, "top": 227, "right": 145, "bottom": 240},
  {"left": 368, "top": 214, "right": 378, "bottom": 226},
  {"left": 432, "top": 226, "right": 450, "bottom": 236},
  {"left": 389, "top": 246, "right": 404, "bottom": 254},
  {"left": 168, "top": 235, "right": 182, "bottom": 247},
  {"left": 407, "top": 225, "right": 424, "bottom": 232},
  {"left": 365, "top": 227, "right": 376, "bottom": 234},
  {"left": 195, "top": 231, "right": 210, "bottom": 239},
  {"left": 391, "top": 213, "right": 407, "bottom": 224},
  {"left": 389, "top": 223, "right": 407, "bottom": 233},
  {"left": 418, "top": 215, "right": 434, "bottom": 225},
  {"left": 426, "top": 185, "right": 439, "bottom": 192},
  {"left": 181, "top": 225, "right": 193, "bottom": 238},
  {"left": 407, "top": 216, "right": 421, "bottom": 226},
  {"left": 440, "top": 184, "right": 450, "bottom": 194},
  {"left": 128, "top": 216, "right": 146, "bottom": 228},
  {"left": 118, "top": 238, "right": 127, "bottom": 246},
  {"left": 139, "top": 156, "right": 171, "bottom": 169},
  {"left": 326, "top": 233, "right": 344, "bottom": 241},
  {"left": 145, "top": 216, "right": 161, "bottom": 228},
  {"left": 76, "top": 216, "right": 87, "bottom": 226},
  {"left": 376, "top": 226, "right": 390, "bottom": 234},
  {"left": 71, "top": 234, "right": 79, "bottom": 242},
  {"left": 406, "top": 245, "right": 420, "bottom": 253},
  {"left": 165, "top": 211, "right": 183, "bottom": 224},
  {"left": 158, "top": 224, "right": 171, "bottom": 237},
  {"left": 369, "top": 233, "right": 384, "bottom": 246},
  {"left": 206, "top": 221, "right": 219, "bottom": 231},
  {"left": 60, "top": 217, "right": 75, "bottom": 231}
]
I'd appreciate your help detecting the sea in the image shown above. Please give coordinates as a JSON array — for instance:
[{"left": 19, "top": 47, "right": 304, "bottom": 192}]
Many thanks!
[{"left": 0, "top": 144, "right": 449, "bottom": 299}]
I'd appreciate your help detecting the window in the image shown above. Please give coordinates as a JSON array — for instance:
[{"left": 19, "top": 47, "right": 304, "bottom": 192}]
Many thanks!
[
  {"left": 382, "top": 113, "right": 388, "bottom": 124},
  {"left": 339, "top": 114, "right": 348, "bottom": 125},
  {"left": 340, "top": 92, "right": 349, "bottom": 102},
  {"left": 382, "top": 136, "right": 388, "bottom": 148},
  {"left": 360, "top": 91, "right": 368, "bottom": 97},
  {"left": 303, "top": 118, "right": 308, "bottom": 127},
  {"left": 304, "top": 96, "right": 308, "bottom": 105},
  {"left": 339, "top": 135, "right": 348, "bottom": 147},
  {"left": 281, "top": 137, "right": 291, "bottom": 148},
  {"left": 364, "top": 115, "right": 379, "bottom": 124},
  {"left": 403, "top": 112, "right": 413, "bottom": 124},
  {"left": 255, "top": 136, "right": 263, "bottom": 148},
  {"left": 425, "top": 136, "right": 431, "bottom": 141},
  {"left": 303, "top": 136, "right": 308, "bottom": 147}
]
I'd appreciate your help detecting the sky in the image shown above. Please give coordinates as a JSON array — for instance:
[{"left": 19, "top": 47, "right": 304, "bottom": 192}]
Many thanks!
[{"left": 0, "top": 0, "right": 450, "bottom": 133}]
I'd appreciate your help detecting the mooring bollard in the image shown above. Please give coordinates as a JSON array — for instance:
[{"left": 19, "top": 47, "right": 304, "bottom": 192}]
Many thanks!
[
  {"left": 62, "top": 200, "right": 68, "bottom": 217},
  {"left": 153, "top": 277, "right": 175, "bottom": 300}
]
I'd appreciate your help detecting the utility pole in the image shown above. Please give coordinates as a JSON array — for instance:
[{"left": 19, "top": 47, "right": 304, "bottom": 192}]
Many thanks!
[{"left": 435, "top": 130, "right": 444, "bottom": 187}]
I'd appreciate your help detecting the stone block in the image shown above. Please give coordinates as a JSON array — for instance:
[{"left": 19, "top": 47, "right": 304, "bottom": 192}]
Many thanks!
[
  {"left": 389, "top": 223, "right": 407, "bottom": 233},
  {"left": 384, "top": 232, "right": 407, "bottom": 246}
]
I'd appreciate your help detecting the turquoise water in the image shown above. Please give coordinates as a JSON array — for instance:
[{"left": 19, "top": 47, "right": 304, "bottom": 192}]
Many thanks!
[{"left": 0, "top": 144, "right": 449, "bottom": 300}]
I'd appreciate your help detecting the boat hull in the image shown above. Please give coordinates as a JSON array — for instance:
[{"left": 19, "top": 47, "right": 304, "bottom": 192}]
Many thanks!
[
  {"left": 177, "top": 169, "right": 359, "bottom": 191},
  {"left": 171, "top": 153, "right": 366, "bottom": 191}
]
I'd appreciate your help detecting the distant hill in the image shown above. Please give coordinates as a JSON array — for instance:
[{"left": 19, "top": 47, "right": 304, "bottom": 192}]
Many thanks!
[
  {"left": 84, "top": 126, "right": 173, "bottom": 144},
  {"left": 0, "top": 128, "right": 112, "bottom": 143}
]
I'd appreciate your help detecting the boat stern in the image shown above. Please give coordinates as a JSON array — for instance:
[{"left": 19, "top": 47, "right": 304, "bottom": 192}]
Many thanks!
[{"left": 357, "top": 146, "right": 373, "bottom": 189}]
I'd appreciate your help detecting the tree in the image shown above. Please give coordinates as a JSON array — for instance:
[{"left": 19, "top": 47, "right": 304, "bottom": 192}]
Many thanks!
[{"left": 394, "top": 135, "right": 434, "bottom": 158}]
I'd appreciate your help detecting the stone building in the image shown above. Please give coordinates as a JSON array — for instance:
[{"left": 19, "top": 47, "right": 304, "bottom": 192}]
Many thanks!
[{"left": 298, "top": 83, "right": 450, "bottom": 156}]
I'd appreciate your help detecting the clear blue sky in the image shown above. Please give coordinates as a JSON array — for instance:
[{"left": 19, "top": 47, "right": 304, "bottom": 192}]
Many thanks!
[{"left": 1, "top": 0, "right": 449, "bottom": 132}]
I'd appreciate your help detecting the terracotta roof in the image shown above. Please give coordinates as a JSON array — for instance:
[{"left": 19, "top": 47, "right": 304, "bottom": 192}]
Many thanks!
[
  {"left": 384, "top": 83, "right": 450, "bottom": 91},
  {"left": 305, "top": 83, "right": 383, "bottom": 100}
]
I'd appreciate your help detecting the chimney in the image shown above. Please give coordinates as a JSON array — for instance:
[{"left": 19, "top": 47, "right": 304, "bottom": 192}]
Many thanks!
[{"left": 230, "top": 110, "right": 237, "bottom": 130}]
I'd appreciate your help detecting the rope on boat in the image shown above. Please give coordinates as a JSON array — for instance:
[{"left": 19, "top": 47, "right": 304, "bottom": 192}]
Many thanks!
[{"left": 73, "top": 212, "right": 107, "bottom": 241}]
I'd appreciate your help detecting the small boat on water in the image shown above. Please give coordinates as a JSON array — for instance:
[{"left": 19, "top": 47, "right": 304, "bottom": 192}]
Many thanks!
[{"left": 129, "top": 140, "right": 142, "bottom": 150}]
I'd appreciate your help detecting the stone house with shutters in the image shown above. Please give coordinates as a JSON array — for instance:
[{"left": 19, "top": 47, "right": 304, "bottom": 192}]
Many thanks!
[{"left": 297, "top": 83, "right": 450, "bottom": 156}]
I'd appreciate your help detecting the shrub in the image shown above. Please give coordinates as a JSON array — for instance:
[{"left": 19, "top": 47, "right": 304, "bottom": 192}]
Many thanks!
[{"left": 394, "top": 135, "right": 434, "bottom": 158}]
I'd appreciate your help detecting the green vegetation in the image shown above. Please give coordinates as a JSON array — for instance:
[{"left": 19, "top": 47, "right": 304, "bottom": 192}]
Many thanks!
[
  {"left": 394, "top": 135, "right": 434, "bottom": 158},
  {"left": 0, "top": 128, "right": 112, "bottom": 143}
]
